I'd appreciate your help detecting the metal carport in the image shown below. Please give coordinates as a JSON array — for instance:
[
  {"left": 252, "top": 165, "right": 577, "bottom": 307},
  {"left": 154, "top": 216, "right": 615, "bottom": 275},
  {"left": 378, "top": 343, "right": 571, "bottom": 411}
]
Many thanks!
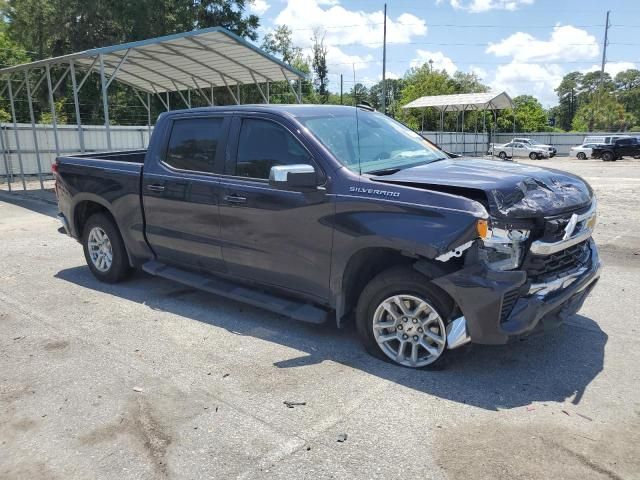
[
  {"left": 0, "top": 27, "right": 306, "bottom": 191},
  {"left": 403, "top": 91, "right": 514, "bottom": 156}
]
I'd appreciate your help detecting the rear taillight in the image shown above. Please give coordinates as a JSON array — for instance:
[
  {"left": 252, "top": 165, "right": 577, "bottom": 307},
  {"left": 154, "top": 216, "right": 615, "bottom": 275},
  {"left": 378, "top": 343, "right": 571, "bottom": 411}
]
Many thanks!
[{"left": 51, "top": 161, "right": 59, "bottom": 175}]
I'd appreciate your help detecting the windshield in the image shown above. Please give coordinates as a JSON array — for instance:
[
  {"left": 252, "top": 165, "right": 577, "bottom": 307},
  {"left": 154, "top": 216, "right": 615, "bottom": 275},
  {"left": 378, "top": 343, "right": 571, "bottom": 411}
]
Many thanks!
[{"left": 298, "top": 109, "right": 447, "bottom": 174}]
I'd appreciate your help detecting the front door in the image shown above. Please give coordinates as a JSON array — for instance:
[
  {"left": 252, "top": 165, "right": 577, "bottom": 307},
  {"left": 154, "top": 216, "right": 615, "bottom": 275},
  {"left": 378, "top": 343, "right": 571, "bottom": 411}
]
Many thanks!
[
  {"left": 217, "top": 115, "right": 334, "bottom": 301},
  {"left": 142, "top": 114, "right": 230, "bottom": 272}
]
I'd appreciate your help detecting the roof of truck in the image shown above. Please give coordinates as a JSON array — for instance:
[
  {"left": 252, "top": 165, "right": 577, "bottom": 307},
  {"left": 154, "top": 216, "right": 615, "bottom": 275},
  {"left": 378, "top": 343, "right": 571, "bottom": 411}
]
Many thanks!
[{"left": 160, "top": 104, "right": 373, "bottom": 118}]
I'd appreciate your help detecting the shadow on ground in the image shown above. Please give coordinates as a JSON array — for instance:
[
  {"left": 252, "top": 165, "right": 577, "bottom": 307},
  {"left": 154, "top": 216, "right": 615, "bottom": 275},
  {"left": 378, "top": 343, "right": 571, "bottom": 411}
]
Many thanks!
[
  {"left": 0, "top": 189, "right": 58, "bottom": 217},
  {"left": 56, "top": 265, "right": 606, "bottom": 411}
]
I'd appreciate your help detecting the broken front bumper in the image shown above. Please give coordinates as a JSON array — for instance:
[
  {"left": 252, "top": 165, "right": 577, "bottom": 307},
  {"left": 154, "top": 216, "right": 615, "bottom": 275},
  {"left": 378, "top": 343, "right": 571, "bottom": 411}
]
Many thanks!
[{"left": 433, "top": 239, "right": 601, "bottom": 345}]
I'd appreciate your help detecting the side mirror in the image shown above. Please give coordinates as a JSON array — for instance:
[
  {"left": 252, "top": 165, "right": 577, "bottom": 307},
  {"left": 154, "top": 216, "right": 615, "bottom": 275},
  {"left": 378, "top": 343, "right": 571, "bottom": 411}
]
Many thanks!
[{"left": 269, "top": 164, "right": 318, "bottom": 189}]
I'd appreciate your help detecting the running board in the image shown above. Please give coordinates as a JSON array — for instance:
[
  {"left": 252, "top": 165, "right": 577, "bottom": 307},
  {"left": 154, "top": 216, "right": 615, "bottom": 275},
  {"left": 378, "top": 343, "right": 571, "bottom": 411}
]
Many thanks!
[{"left": 142, "top": 261, "right": 328, "bottom": 325}]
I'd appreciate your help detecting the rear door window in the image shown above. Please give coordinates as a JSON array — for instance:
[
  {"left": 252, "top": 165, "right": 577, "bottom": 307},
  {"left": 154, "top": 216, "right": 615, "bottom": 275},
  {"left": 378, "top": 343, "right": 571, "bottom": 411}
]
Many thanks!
[
  {"left": 232, "top": 118, "right": 314, "bottom": 180},
  {"left": 165, "top": 117, "right": 224, "bottom": 173}
]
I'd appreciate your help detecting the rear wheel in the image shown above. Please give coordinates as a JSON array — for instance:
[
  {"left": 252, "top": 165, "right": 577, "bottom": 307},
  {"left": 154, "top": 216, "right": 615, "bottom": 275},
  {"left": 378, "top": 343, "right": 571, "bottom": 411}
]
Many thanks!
[
  {"left": 529, "top": 152, "right": 538, "bottom": 160},
  {"left": 82, "top": 213, "right": 133, "bottom": 283},
  {"left": 356, "top": 267, "right": 452, "bottom": 369},
  {"left": 498, "top": 151, "right": 507, "bottom": 160},
  {"left": 577, "top": 152, "right": 586, "bottom": 160},
  {"left": 602, "top": 151, "right": 614, "bottom": 162}
]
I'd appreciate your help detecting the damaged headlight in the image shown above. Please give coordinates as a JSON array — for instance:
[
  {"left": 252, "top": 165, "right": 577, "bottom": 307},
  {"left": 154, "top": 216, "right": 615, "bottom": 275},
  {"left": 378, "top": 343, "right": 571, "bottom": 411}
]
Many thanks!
[{"left": 479, "top": 228, "right": 530, "bottom": 271}]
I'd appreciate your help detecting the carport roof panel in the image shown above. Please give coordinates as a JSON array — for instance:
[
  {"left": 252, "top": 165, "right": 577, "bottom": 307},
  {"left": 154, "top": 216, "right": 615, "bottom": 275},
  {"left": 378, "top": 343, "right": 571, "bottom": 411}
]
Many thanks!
[
  {"left": 402, "top": 91, "right": 513, "bottom": 111},
  {"left": 0, "top": 27, "right": 306, "bottom": 93}
]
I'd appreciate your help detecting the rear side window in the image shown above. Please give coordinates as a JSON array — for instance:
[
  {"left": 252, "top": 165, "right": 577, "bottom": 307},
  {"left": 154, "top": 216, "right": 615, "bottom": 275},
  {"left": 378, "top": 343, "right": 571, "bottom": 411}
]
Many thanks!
[
  {"left": 165, "top": 117, "right": 223, "bottom": 173},
  {"left": 233, "top": 118, "right": 314, "bottom": 179}
]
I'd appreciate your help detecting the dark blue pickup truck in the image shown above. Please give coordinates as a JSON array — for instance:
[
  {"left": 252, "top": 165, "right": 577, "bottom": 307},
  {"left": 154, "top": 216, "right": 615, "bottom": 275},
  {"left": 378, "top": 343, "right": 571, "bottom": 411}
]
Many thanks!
[{"left": 54, "top": 105, "right": 601, "bottom": 368}]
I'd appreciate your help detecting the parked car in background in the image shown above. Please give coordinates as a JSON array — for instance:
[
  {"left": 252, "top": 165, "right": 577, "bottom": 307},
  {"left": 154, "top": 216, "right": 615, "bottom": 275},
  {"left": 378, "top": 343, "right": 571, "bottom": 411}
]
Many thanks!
[
  {"left": 591, "top": 137, "right": 640, "bottom": 161},
  {"left": 513, "top": 138, "right": 557, "bottom": 158},
  {"left": 570, "top": 143, "right": 598, "bottom": 160},
  {"left": 488, "top": 141, "right": 550, "bottom": 160}
]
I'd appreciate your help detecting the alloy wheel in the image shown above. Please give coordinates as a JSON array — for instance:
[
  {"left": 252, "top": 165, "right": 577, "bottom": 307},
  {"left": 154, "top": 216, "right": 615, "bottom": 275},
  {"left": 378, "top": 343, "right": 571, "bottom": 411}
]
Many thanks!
[
  {"left": 372, "top": 294, "right": 446, "bottom": 367},
  {"left": 87, "top": 226, "right": 113, "bottom": 272}
]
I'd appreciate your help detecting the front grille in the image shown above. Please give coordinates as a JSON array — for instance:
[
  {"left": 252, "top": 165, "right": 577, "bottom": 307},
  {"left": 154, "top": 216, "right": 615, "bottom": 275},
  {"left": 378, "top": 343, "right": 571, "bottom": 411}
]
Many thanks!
[
  {"left": 523, "top": 240, "right": 590, "bottom": 281},
  {"left": 500, "top": 288, "right": 521, "bottom": 323}
]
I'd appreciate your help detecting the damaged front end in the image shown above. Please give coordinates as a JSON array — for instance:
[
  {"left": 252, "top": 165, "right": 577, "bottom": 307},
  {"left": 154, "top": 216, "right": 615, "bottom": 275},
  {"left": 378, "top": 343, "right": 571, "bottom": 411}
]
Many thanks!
[{"left": 428, "top": 198, "right": 601, "bottom": 346}]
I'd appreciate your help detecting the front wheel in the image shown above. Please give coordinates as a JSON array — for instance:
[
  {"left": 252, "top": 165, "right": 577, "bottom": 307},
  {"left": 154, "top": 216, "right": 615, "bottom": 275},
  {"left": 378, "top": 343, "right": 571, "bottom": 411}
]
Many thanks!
[
  {"left": 498, "top": 151, "right": 507, "bottom": 160},
  {"left": 577, "top": 152, "right": 586, "bottom": 160},
  {"left": 82, "top": 213, "right": 133, "bottom": 283},
  {"left": 529, "top": 152, "right": 538, "bottom": 160},
  {"left": 356, "top": 267, "right": 452, "bottom": 369}
]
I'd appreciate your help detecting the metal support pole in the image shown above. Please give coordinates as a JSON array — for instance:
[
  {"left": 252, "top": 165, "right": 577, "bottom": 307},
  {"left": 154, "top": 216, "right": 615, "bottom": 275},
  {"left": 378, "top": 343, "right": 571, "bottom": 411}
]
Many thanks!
[
  {"left": 340, "top": 74, "right": 343, "bottom": 105},
  {"left": 99, "top": 54, "right": 112, "bottom": 150},
  {"left": 461, "top": 107, "right": 466, "bottom": 156},
  {"left": 236, "top": 84, "right": 240, "bottom": 105},
  {"left": 297, "top": 79, "right": 302, "bottom": 104},
  {"left": 266, "top": 81, "right": 270, "bottom": 104},
  {"left": 210, "top": 84, "right": 215, "bottom": 106},
  {"left": 69, "top": 60, "right": 85, "bottom": 152},
  {"left": 45, "top": 64, "right": 60, "bottom": 157},
  {"left": 166, "top": 92, "right": 170, "bottom": 110},
  {"left": 25, "top": 70, "right": 44, "bottom": 189},
  {"left": 147, "top": 92, "right": 151, "bottom": 137},
  {"left": 7, "top": 78, "right": 27, "bottom": 190},
  {"left": 0, "top": 125, "right": 12, "bottom": 192}
]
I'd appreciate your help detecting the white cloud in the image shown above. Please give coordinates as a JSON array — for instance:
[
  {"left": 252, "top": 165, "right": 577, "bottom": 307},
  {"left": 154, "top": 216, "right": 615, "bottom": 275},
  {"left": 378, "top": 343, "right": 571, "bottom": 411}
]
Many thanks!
[
  {"left": 489, "top": 61, "right": 564, "bottom": 106},
  {"left": 484, "top": 25, "right": 601, "bottom": 106},
  {"left": 486, "top": 25, "right": 599, "bottom": 63},
  {"left": 273, "top": 0, "right": 427, "bottom": 49},
  {"left": 248, "top": 0, "right": 270, "bottom": 16},
  {"left": 410, "top": 50, "right": 457, "bottom": 75},
  {"left": 585, "top": 61, "right": 638, "bottom": 77},
  {"left": 447, "top": 0, "right": 534, "bottom": 12},
  {"left": 469, "top": 65, "right": 488, "bottom": 80}
]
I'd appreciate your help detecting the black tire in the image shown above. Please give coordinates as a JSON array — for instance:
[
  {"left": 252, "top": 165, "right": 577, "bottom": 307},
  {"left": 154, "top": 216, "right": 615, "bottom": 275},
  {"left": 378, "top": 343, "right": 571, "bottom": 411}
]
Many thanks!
[
  {"left": 577, "top": 152, "right": 586, "bottom": 160},
  {"left": 529, "top": 152, "right": 537, "bottom": 160},
  {"left": 82, "top": 213, "right": 133, "bottom": 283},
  {"left": 355, "top": 266, "right": 454, "bottom": 369},
  {"left": 602, "top": 151, "right": 614, "bottom": 162},
  {"left": 498, "top": 151, "right": 507, "bottom": 160}
]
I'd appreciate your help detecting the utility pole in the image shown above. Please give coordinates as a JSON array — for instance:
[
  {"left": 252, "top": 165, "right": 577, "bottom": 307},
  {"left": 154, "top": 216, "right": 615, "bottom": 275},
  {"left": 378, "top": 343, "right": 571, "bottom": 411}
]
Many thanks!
[
  {"left": 381, "top": 3, "right": 387, "bottom": 115},
  {"left": 599, "top": 10, "right": 610, "bottom": 83},
  {"left": 593, "top": 10, "right": 610, "bottom": 131},
  {"left": 340, "top": 74, "right": 343, "bottom": 105}
]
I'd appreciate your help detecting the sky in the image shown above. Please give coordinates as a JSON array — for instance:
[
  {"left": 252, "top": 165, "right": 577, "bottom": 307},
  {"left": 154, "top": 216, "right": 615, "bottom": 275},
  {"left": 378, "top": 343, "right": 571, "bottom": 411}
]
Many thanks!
[{"left": 247, "top": 0, "right": 640, "bottom": 107}]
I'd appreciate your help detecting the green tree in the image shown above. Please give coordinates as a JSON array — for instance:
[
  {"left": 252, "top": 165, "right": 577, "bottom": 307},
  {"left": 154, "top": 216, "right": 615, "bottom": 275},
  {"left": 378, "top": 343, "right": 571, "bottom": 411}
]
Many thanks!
[
  {"left": 496, "top": 95, "right": 548, "bottom": 132},
  {"left": 615, "top": 69, "right": 640, "bottom": 125},
  {"left": 571, "top": 92, "right": 635, "bottom": 131},
  {"left": 311, "top": 29, "right": 328, "bottom": 103},
  {"left": 261, "top": 25, "right": 302, "bottom": 65},
  {"left": 554, "top": 71, "right": 583, "bottom": 131}
]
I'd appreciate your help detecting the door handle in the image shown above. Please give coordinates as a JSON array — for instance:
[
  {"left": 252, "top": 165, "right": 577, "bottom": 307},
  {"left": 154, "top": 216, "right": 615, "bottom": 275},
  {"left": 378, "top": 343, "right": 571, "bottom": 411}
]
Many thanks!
[
  {"left": 146, "top": 184, "right": 165, "bottom": 192},
  {"left": 223, "top": 194, "right": 247, "bottom": 204}
]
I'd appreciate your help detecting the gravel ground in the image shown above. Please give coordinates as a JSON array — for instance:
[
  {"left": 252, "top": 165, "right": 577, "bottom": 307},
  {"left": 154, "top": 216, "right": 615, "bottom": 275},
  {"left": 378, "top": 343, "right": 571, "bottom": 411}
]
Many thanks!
[{"left": 1, "top": 157, "right": 639, "bottom": 480}]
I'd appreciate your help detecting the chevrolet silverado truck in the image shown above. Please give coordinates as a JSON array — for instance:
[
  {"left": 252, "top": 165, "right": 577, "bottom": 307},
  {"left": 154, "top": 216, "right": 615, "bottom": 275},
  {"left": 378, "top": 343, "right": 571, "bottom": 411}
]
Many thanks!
[
  {"left": 591, "top": 137, "right": 640, "bottom": 161},
  {"left": 54, "top": 105, "right": 601, "bottom": 368}
]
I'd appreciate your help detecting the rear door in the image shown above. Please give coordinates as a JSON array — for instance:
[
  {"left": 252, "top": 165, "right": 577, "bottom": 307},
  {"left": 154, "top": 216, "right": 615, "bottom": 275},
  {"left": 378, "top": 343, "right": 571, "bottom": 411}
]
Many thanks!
[
  {"left": 217, "top": 114, "right": 334, "bottom": 301},
  {"left": 142, "top": 114, "right": 230, "bottom": 272}
]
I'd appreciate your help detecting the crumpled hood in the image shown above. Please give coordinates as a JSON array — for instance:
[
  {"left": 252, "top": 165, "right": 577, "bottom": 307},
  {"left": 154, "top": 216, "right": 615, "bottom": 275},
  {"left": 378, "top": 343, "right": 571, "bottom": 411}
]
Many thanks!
[{"left": 378, "top": 158, "right": 593, "bottom": 218}]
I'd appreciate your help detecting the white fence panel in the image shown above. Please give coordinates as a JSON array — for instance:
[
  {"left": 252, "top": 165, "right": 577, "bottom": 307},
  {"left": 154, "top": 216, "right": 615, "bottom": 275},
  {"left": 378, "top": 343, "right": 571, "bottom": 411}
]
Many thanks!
[{"left": 0, "top": 123, "right": 152, "bottom": 178}]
